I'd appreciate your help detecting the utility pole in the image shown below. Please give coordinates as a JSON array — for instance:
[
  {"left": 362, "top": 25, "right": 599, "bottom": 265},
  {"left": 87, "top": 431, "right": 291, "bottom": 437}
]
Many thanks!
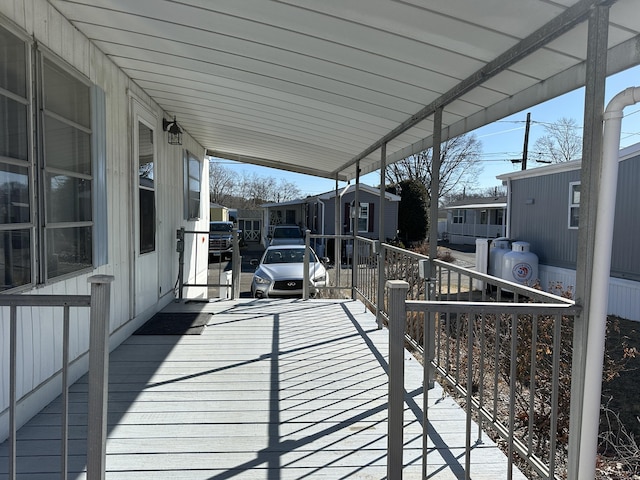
[{"left": 521, "top": 112, "right": 531, "bottom": 170}]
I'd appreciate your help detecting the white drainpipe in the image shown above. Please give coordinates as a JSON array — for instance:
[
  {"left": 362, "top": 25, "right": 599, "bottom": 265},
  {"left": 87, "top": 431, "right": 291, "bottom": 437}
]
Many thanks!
[{"left": 579, "top": 86, "right": 640, "bottom": 478}]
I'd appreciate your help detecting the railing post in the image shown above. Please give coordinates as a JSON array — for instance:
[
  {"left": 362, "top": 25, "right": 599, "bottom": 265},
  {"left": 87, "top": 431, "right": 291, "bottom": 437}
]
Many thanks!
[
  {"left": 376, "top": 241, "right": 385, "bottom": 329},
  {"left": 352, "top": 235, "right": 359, "bottom": 300},
  {"left": 231, "top": 228, "right": 241, "bottom": 299},
  {"left": 303, "top": 230, "right": 311, "bottom": 300},
  {"left": 176, "top": 228, "right": 185, "bottom": 300},
  {"left": 86, "top": 275, "right": 114, "bottom": 480},
  {"left": 419, "top": 260, "right": 436, "bottom": 389},
  {"left": 9, "top": 306, "right": 17, "bottom": 480},
  {"left": 387, "top": 280, "right": 409, "bottom": 480}
]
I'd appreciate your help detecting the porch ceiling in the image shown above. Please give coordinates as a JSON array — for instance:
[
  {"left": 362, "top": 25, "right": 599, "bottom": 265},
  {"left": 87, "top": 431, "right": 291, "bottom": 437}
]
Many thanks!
[{"left": 50, "top": 0, "right": 640, "bottom": 181}]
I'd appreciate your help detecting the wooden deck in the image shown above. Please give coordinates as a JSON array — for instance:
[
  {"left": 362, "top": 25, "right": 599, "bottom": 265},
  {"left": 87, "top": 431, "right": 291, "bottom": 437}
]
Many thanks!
[{"left": 1, "top": 298, "right": 525, "bottom": 479}]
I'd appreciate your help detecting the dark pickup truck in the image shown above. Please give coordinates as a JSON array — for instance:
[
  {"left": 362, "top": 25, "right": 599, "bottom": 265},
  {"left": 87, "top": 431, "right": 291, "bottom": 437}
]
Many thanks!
[{"left": 209, "top": 221, "right": 234, "bottom": 260}]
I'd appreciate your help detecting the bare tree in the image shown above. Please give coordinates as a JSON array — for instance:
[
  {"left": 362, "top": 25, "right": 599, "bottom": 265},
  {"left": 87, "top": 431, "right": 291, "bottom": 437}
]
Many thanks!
[
  {"left": 211, "top": 166, "right": 303, "bottom": 209},
  {"left": 275, "top": 178, "right": 302, "bottom": 203},
  {"left": 209, "top": 161, "right": 235, "bottom": 204},
  {"left": 532, "top": 117, "right": 582, "bottom": 163},
  {"left": 386, "top": 133, "right": 483, "bottom": 205}
]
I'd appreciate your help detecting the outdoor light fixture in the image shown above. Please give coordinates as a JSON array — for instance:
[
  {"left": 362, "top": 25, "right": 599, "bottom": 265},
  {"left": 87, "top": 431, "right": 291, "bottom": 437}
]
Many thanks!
[{"left": 162, "top": 116, "right": 183, "bottom": 145}]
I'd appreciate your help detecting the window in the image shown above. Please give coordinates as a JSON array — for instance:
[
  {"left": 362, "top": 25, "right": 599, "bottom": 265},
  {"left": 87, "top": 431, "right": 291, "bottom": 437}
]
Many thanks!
[
  {"left": 346, "top": 202, "right": 374, "bottom": 233},
  {"left": 569, "top": 182, "right": 580, "bottom": 229},
  {"left": 0, "top": 27, "right": 31, "bottom": 290},
  {"left": 285, "top": 209, "right": 296, "bottom": 224},
  {"left": 0, "top": 24, "right": 104, "bottom": 290},
  {"left": 358, "top": 203, "right": 369, "bottom": 232},
  {"left": 184, "top": 150, "right": 201, "bottom": 220},
  {"left": 452, "top": 209, "right": 465, "bottom": 224},
  {"left": 41, "top": 57, "right": 93, "bottom": 279},
  {"left": 138, "top": 122, "right": 155, "bottom": 254}
]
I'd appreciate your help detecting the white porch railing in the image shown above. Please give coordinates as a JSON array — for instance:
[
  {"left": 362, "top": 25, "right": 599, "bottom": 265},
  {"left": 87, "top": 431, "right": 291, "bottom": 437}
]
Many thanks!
[
  {"left": 0, "top": 275, "right": 113, "bottom": 480},
  {"left": 303, "top": 236, "right": 581, "bottom": 479}
]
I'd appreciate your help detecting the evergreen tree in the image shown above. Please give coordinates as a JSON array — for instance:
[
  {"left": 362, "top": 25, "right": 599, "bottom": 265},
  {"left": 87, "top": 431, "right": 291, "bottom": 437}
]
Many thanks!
[{"left": 396, "top": 179, "right": 429, "bottom": 244}]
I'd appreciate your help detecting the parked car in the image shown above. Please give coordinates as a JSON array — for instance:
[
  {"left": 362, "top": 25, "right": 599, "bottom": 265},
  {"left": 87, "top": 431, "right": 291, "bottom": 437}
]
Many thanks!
[
  {"left": 267, "top": 225, "right": 304, "bottom": 245},
  {"left": 250, "top": 245, "right": 328, "bottom": 298},
  {"left": 209, "top": 221, "right": 234, "bottom": 260}
]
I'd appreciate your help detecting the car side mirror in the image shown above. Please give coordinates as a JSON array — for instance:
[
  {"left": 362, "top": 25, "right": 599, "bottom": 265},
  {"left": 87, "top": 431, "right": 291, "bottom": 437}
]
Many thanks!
[{"left": 250, "top": 259, "right": 259, "bottom": 266}]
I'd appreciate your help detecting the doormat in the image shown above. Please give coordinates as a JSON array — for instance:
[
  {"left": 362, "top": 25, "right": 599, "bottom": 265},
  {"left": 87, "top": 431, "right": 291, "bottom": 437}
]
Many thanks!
[{"left": 133, "top": 312, "right": 212, "bottom": 335}]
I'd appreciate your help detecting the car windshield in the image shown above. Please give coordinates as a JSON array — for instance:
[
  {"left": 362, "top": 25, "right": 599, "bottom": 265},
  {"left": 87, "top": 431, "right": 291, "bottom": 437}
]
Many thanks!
[
  {"left": 263, "top": 249, "right": 315, "bottom": 264},
  {"left": 210, "top": 223, "right": 232, "bottom": 232},
  {"left": 273, "top": 227, "right": 301, "bottom": 238}
]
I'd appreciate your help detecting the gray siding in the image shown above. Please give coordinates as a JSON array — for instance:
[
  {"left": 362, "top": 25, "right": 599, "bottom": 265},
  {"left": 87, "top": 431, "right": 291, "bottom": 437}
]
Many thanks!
[
  {"left": 509, "top": 170, "right": 580, "bottom": 269},
  {"left": 322, "top": 191, "right": 399, "bottom": 240},
  {"left": 509, "top": 153, "right": 640, "bottom": 281},
  {"left": 612, "top": 155, "right": 640, "bottom": 280}
]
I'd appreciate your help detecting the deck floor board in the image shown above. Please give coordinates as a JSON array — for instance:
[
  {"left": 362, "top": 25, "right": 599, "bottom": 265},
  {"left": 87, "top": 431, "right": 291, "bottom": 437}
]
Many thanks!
[{"left": 1, "top": 298, "right": 525, "bottom": 479}]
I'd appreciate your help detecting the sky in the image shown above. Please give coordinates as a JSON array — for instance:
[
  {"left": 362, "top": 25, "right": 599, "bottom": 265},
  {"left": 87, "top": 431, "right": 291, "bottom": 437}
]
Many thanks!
[{"left": 209, "top": 65, "right": 640, "bottom": 197}]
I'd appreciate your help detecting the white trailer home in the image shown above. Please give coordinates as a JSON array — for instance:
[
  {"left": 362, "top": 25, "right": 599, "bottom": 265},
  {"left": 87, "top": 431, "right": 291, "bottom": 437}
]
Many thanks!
[{"left": 0, "top": 6, "right": 210, "bottom": 439}]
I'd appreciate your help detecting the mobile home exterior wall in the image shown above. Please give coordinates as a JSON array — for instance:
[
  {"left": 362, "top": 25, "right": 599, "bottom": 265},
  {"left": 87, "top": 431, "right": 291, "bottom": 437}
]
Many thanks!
[
  {"left": 500, "top": 144, "right": 640, "bottom": 320},
  {"left": 0, "top": 2, "right": 209, "bottom": 439}
]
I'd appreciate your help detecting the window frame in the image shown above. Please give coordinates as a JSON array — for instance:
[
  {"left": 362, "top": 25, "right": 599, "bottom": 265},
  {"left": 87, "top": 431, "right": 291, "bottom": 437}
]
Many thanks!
[
  {"left": 183, "top": 149, "right": 201, "bottom": 220},
  {"left": 452, "top": 209, "right": 465, "bottom": 224},
  {"left": 568, "top": 181, "right": 580, "bottom": 229},
  {"left": 0, "top": 25, "right": 33, "bottom": 291},
  {"left": 347, "top": 202, "right": 374, "bottom": 233},
  {"left": 0, "top": 23, "right": 106, "bottom": 291},
  {"left": 137, "top": 120, "right": 156, "bottom": 255},
  {"left": 36, "top": 50, "right": 94, "bottom": 281}
]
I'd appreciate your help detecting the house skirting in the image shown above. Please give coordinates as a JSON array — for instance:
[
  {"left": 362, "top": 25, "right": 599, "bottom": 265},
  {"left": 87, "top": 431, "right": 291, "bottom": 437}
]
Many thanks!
[{"left": 538, "top": 265, "right": 639, "bottom": 321}]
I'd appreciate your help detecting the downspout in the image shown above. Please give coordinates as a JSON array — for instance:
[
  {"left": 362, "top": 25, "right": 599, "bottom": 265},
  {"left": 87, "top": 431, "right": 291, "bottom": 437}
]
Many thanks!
[
  {"left": 505, "top": 178, "right": 512, "bottom": 239},
  {"left": 578, "top": 86, "right": 640, "bottom": 478}
]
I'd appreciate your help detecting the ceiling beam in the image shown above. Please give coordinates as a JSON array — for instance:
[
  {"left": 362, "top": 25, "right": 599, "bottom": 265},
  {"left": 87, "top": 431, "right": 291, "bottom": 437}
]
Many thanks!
[
  {"left": 385, "top": 32, "right": 640, "bottom": 166},
  {"left": 333, "top": 0, "right": 617, "bottom": 177},
  {"left": 207, "top": 149, "right": 349, "bottom": 181}
]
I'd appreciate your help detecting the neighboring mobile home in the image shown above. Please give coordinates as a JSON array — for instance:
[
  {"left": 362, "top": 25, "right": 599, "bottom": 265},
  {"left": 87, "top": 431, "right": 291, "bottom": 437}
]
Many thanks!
[
  {"left": 497, "top": 142, "right": 640, "bottom": 321},
  {"left": 261, "top": 184, "right": 400, "bottom": 255},
  {"left": 444, "top": 196, "right": 507, "bottom": 245},
  {"left": 0, "top": 9, "right": 210, "bottom": 439}
]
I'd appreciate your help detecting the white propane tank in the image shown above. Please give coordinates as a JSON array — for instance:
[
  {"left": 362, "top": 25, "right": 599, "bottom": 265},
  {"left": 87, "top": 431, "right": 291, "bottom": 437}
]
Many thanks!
[
  {"left": 502, "top": 241, "right": 538, "bottom": 286},
  {"left": 489, "top": 237, "right": 511, "bottom": 278}
]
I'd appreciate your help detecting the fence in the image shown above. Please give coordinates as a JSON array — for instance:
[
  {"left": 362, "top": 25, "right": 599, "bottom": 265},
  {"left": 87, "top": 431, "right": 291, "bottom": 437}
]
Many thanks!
[
  {"left": 0, "top": 275, "right": 113, "bottom": 480},
  {"left": 343, "top": 242, "right": 579, "bottom": 479}
]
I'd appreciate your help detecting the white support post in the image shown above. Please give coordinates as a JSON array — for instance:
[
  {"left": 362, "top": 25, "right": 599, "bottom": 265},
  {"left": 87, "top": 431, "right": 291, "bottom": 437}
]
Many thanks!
[
  {"left": 303, "top": 230, "right": 311, "bottom": 300},
  {"left": 387, "top": 280, "right": 408, "bottom": 480},
  {"left": 377, "top": 144, "right": 387, "bottom": 329},
  {"left": 231, "top": 228, "right": 241, "bottom": 299},
  {"left": 86, "top": 275, "right": 114, "bottom": 480}
]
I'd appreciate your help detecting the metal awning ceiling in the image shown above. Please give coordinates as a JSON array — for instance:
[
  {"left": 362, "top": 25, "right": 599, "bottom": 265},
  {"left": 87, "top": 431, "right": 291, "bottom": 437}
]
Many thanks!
[{"left": 50, "top": 0, "right": 640, "bottom": 182}]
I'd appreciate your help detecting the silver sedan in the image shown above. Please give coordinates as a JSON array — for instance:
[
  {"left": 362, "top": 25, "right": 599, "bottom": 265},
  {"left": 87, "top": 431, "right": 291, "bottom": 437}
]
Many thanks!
[{"left": 250, "top": 245, "right": 328, "bottom": 298}]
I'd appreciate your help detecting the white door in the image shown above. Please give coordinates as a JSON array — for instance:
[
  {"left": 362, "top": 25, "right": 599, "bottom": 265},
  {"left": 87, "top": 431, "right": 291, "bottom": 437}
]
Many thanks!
[{"left": 132, "top": 103, "right": 159, "bottom": 317}]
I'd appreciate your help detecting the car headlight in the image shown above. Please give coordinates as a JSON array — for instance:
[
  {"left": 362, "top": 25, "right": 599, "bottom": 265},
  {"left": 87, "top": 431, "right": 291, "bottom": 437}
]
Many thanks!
[
  {"left": 254, "top": 274, "right": 271, "bottom": 285},
  {"left": 312, "top": 274, "right": 326, "bottom": 283}
]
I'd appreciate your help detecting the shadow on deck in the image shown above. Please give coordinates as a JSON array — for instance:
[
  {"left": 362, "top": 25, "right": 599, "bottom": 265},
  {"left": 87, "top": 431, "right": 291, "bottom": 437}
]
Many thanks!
[{"left": 1, "top": 298, "right": 523, "bottom": 479}]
